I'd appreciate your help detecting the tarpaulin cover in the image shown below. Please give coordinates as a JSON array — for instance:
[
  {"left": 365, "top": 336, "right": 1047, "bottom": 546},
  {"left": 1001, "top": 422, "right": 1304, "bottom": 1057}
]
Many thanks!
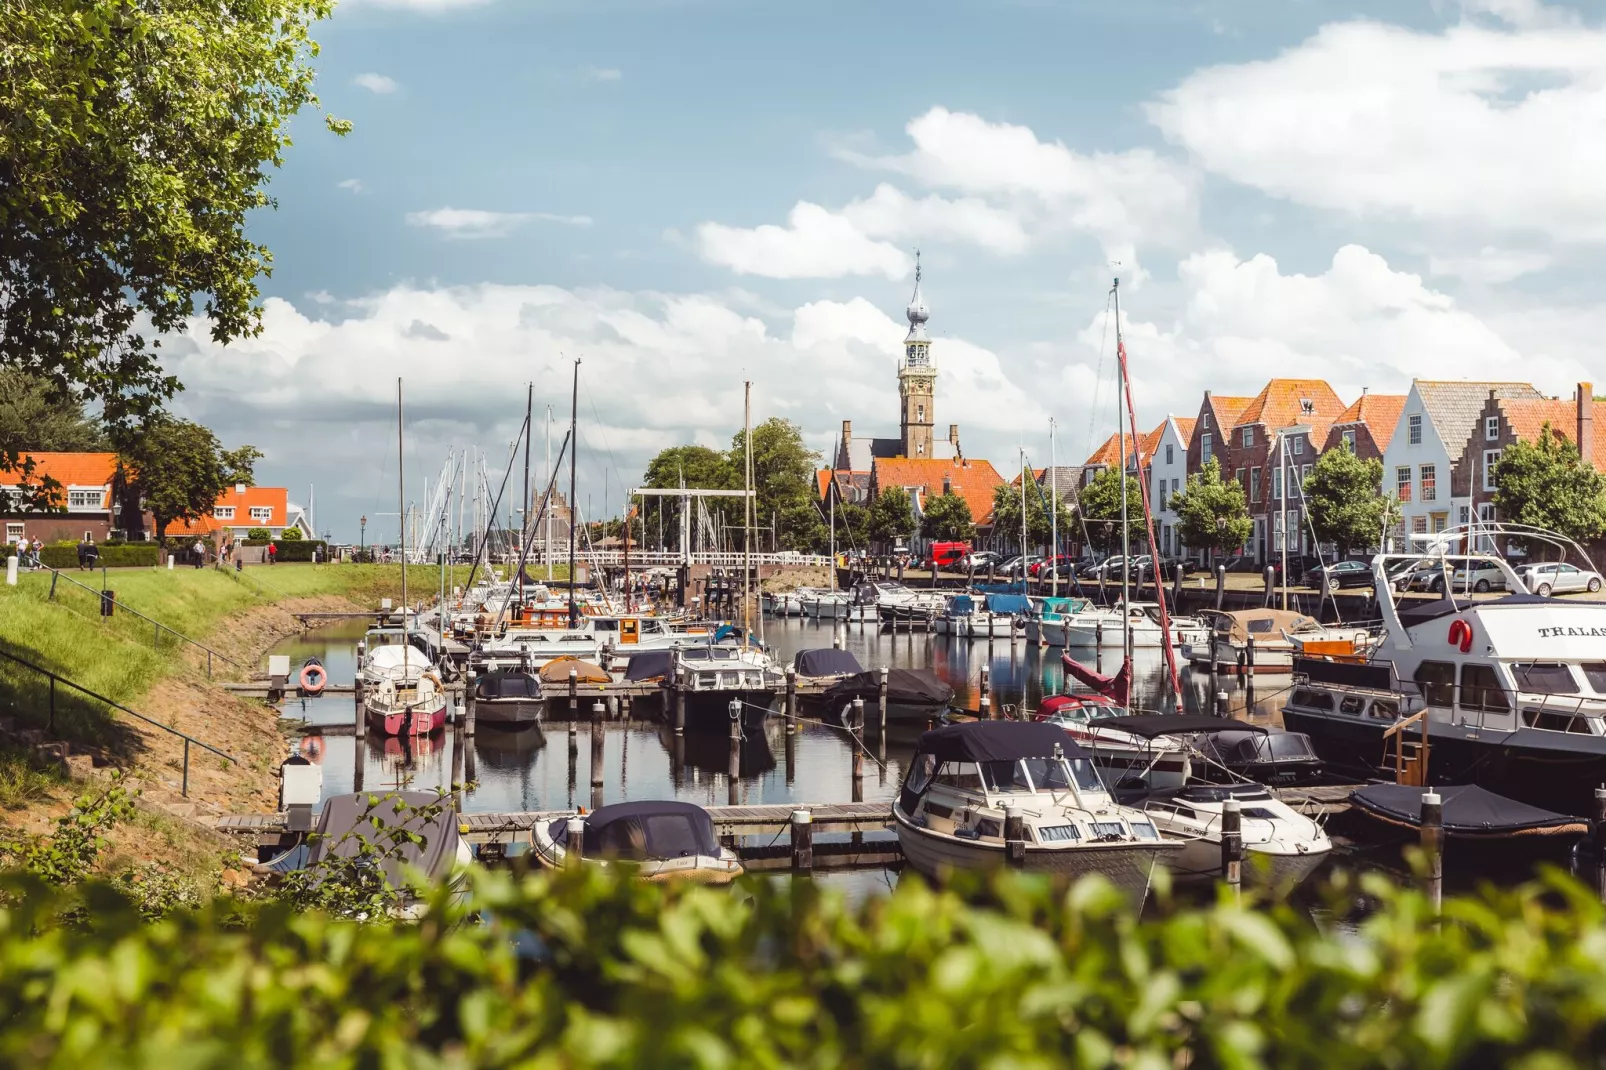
[
  {"left": 538, "top": 657, "right": 612, "bottom": 684},
  {"left": 1061, "top": 653, "right": 1132, "bottom": 708},
  {"left": 793, "top": 648, "right": 865, "bottom": 677},
  {"left": 1349, "top": 783, "right": 1586, "bottom": 835},
  {"left": 973, "top": 581, "right": 1026, "bottom": 595},
  {"left": 916, "top": 720, "right": 1087, "bottom": 764},
  {"left": 1094, "top": 714, "right": 1268, "bottom": 738},
  {"left": 948, "top": 594, "right": 974, "bottom": 614},
  {"left": 624, "top": 650, "right": 676, "bottom": 682},
  {"left": 476, "top": 670, "right": 541, "bottom": 699},
  {"left": 984, "top": 594, "right": 1031, "bottom": 615},
  {"left": 554, "top": 800, "right": 721, "bottom": 860},
  {"left": 1039, "top": 598, "right": 1089, "bottom": 616},
  {"left": 306, "top": 791, "right": 460, "bottom": 884},
  {"left": 1200, "top": 729, "right": 1319, "bottom": 765},
  {"left": 823, "top": 668, "right": 953, "bottom": 707}
]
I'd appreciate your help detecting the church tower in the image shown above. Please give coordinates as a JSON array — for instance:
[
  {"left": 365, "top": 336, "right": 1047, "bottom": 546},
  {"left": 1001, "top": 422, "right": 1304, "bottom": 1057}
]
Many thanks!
[{"left": 899, "top": 254, "right": 936, "bottom": 458}]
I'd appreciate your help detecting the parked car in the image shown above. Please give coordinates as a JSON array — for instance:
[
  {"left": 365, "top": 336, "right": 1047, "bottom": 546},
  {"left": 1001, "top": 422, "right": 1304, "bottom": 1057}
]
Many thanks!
[
  {"left": 1076, "top": 555, "right": 1135, "bottom": 580},
  {"left": 1517, "top": 561, "right": 1605, "bottom": 596},
  {"left": 1309, "top": 559, "right": 1373, "bottom": 592},
  {"left": 1028, "top": 554, "right": 1075, "bottom": 578},
  {"left": 1278, "top": 555, "right": 1324, "bottom": 585},
  {"left": 1219, "top": 556, "right": 1262, "bottom": 574},
  {"left": 962, "top": 551, "right": 1001, "bottom": 572},
  {"left": 1449, "top": 563, "right": 1508, "bottom": 593}
]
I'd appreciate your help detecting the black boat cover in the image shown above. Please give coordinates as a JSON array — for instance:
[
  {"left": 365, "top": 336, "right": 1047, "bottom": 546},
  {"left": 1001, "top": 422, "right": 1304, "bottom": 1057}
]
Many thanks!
[
  {"left": 794, "top": 648, "right": 865, "bottom": 677},
  {"left": 916, "top": 720, "right": 1087, "bottom": 764},
  {"left": 824, "top": 668, "right": 953, "bottom": 707},
  {"left": 1201, "top": 729, "right": 1319, "bottom": 764},
  {"left": 556, "top": 800, "right": 721, "bottom": 860},
  {"left": 1096, "top": 714, "right": 1268, "bottom": 738},
  {"left": 624, "top": 649, "right": 676, "bottom": 682},
  {"left": 476, "top": 670, "right": 541, "bottom": 699},
  {"left": 1349, "top": 784, "right": 1588, "bottom": 836},
  {"left": 303, "top": 790, "right": 461, "bottom": 883}
]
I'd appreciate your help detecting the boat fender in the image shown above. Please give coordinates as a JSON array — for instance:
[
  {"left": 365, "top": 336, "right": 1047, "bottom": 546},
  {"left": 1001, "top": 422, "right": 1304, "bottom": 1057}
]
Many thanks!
[
  {"left": 298, "top": 662, "right": 328, "bottom": 695},
  {"left": 1448, "top": 619, "right": 1474, "bottom": 654}
]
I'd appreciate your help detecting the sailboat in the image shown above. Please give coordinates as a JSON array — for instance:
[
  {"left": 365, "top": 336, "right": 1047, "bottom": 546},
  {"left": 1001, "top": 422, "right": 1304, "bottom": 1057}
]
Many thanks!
[{"left": 365, "top": 378, "right": 449, "bottom": 737}]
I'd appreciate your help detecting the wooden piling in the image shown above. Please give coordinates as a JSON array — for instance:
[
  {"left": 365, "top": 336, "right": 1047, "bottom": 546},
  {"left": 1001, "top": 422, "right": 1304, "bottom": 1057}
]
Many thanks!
[
  {"left": 1220, "top": 797, "right": 1243, "bottom": 895},
  {"left": 1004, "top": 803, "right": 1025, "bottom": 868},
  {"left": 565, "top": 816, "right": 585, "bottom": 869},
  {"left": 674, "top": 683, "right": 687, "bottom": 737},
  {"left": 980, "top": 663, "right": 990, "bottom": 705},
  {"left": 790, "top": 808, "right": 813, "bottom": 871},
  {"left": 785, "top": 667, "right": 798, "bottom": 735},
  {"left": 590, "top": 700, "right": 605, "bottom": 809},
  {"left": 464, "top": 669, "right": 477, "bottom": 736},
  {"left": 1421, "top": 790, "right": 1443, "bottom": 915},
  {"left": 878, "top": 666, "right": 889, "bottom": 733},
  {"left": 1594, "top": 787, "right": 1606, "bottom": 903},
  {"left": 728, "top": 699, "right": 742, "bottom": 806},
  {"left": 1215, "top": 688, "right": 1230, "bottom": 718},
  {"left": 1215, "top": 564, "right": 1226, "bottom": 611},
  {"left": 850, "top": 697, "right": 864, "bottom": 800},
  {"left": 568, "top": 669, "right": 578, "bottom": 722},
  {"left": 354, "top": 640, "right": 367, "bottom": 740}
]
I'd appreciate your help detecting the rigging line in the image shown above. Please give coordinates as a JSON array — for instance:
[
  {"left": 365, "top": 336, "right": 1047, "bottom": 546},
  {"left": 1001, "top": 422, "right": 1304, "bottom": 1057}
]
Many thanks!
[
  {"left": 579, "top": 367, "right": 630, "bottom": 518},
  {"left": 1085, "top": 288, "right": 1115, "bottom": 459}
]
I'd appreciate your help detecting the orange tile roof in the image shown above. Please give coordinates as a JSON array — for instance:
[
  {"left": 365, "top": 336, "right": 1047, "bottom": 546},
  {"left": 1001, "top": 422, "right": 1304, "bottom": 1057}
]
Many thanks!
[
  {"left": 1329, "top": 394, "right": 1407, "bottom": 451},
  {"left": 815, "top": 468, "right": 833, "bottom": 499},
  {"left": 1498, "top": 398, "right": 1606, "bottom": 470},
  {"left": 1236, "top": 379, "right": 1347, "bottom": 432},
  {"left": 1084, "top": 420, "right": 1171, "bottom": 468},
  {"left": 1172, "top": 417, "right": 1197, "bottom": 445},
  {"left": 168, "top": 486, "right": 292, "bottom": 536},
  {"left": 1205, "top": 396, "right": 1254, "bottom": 431},
  {"left": 873, "top": 457, "right": 1007, "bottom": 526},
  {"left": 0, "top": 452, "right": 117, "bottom": 508}
]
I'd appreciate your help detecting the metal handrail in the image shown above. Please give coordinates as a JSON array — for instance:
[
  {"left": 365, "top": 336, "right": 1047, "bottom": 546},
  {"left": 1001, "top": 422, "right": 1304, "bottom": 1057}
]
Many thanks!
[
  {"left": 34, "top": 563, "right": 242, "bottom": 674},
  {"left": 0, "top": 646, "right": 236, "bottom": 797}
]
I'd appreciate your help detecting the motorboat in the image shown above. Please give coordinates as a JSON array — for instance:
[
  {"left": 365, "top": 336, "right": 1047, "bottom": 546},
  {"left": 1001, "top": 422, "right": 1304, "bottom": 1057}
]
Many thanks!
[
  {"left": 475, "top": 627, "right": 600, "bottom": 672},
  {"left": 1033, "top": 694, "right": 1191, "bottom": 790},
  {"left": 800, "top": 589, "right": 853, "bottom": 620},
  {"left": 1060, "top": 602, "right": 1208, "bottom": 649},
  {"left": 671, "top": 644, "right": 782, "bottom": 729},
  {"left": 1194, "top": 726, "right": 1324, "bottom": 786},
  {"left": 893, "top": 721, "right": 1182, "bottom": 888},
  {"left": 792, "top": 648, "right": 865, "bottom": 686},
  {"left": 1139, "top": 782, "right": 1332, "bottom": 887},
  {"left": 874, "top": 582, "right": 947, "bottom": 629},
  {"left": 1182, "top": 609, "right": 1374, "bottom": 674},
  {"left": 940, "top": 592, "right": 1030, "bottom": 639},
  {"left": 363, "top": 670, "right": 449, "bottom": 736},
  {"left": 1284, "top": 548, "right": 1606, "bottom": 814},
  {"left": 822, "top": 667, "right": 954, "bottom": 724},
  {"left": 471, "top": 669, "right": 543, "bottom": 728},
  {"left": 531, "top": 800, "right": 743, "bottom": 882},
  {"left": 1034, "top": 596, "right": 1095, "bottom": 647}
]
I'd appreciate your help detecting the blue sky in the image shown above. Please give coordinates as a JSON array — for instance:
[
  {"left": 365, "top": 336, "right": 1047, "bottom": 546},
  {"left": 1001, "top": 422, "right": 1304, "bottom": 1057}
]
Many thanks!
[{"left": 164, "top": 0, "right": 1606, "bottom": 541}]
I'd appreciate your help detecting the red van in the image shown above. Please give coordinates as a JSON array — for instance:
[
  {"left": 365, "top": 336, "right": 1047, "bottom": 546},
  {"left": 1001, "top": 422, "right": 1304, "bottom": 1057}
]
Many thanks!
[{"left": 928, "top": 541, "right": 972, "bottom": 570}]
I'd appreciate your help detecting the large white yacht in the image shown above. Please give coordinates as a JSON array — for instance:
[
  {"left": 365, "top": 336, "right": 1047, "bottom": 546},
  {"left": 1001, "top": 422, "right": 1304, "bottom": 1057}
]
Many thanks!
[
  {"left": 894, "top": 721, "right": 1182, "bottom": 889},
  {"left": 1285, "top": 549, "right": 1606, "bottom": 814}
]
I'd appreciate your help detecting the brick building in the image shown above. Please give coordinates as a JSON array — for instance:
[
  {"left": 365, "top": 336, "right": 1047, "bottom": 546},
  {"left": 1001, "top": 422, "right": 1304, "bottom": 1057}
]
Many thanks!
[{"left": 0, "top": 452, "right": 127, "bottom": 546}]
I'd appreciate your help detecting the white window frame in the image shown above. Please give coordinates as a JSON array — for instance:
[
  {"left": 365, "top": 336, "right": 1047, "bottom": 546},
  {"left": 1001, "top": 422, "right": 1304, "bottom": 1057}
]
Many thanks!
[
  {"left": 1486, "top": 416, "right": 1499, "bottom": 441},
  {"left": 5, "top": 523, "right": 22, "bottom": 542},
  {"left": 214, "top": 506, "right": 236, "bottom": 520},
  {"left": 1292, "top": 436, "right": 1304, "bottom": 456},
  {"left": 1272, "top": 467, "right": 1283, "bottom": 500},
  {"left": 1408, "top": 414, "right": 1423, "bottom": 445},
  {"left": 1483, "top": 449, "right": 1502, "bottom": 492},
  {"left": 66, "top": 489, "right": 101, "bottom": 510},
  {"left": 1420, "top": 463, "right": 1437, "bottom": 502},
  {"left": 1242, "top": 427, "right": 1254, "bottom": 448},
  {"left": 1342, "top": 429, "right": 1356, "bottom": 451},
  {"left": 1201, "top": 432, "right": 1213, "bottom": 462},
  {"left": 1165, "top": 443, "right": 1174, "bottom": 465},
  {"left": 248, "top": 506, "right": 273, "bottom": 523},
  {"left": 1396, "top": 466, "right": 1412, "bottom": 501}
]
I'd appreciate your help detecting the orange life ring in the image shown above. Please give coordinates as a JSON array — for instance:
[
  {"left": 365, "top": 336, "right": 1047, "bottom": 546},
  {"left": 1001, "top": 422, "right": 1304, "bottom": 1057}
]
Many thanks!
[
  {"left": 299, "top": 662, "right": 328, "bottom": 695},
  {"left": 298, "top": 736, "right": 324, "bottom": 762},
  {"left": 1448, "top": 619, "right": 1474, "bottom": 654}
]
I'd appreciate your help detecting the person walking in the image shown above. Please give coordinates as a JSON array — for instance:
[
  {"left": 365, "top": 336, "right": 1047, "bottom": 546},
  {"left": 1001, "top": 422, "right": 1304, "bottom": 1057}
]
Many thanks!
[
  {"left": 267, "top": 540, "right": 278, "bottom": 566},
  {"left": 76, "top": 537, "right": 88, "bottom": 571},
  {"left": 84, "top": 537, "right": 98, "bottom": 570}
]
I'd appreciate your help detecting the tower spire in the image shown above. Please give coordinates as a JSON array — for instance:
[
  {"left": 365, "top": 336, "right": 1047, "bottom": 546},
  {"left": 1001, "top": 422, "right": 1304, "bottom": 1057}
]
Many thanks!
[{"left": 899, "top": 251, "right": 935, "bottom": 457}]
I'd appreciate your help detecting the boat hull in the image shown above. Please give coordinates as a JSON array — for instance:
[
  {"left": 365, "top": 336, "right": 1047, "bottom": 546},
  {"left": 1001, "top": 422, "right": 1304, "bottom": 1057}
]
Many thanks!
[
  {"left": 365, "top": 700, "right": 448, "bottom": 737},
  {"left": 1165, "top": 836, "right": 1329, "bottom": 886},
  {"left": 473, "top": 697, "right": 544, "bottom": 728},
  {"left": 894, "top": 810, "right": 1181, "bottom": 892},
  {"left": 679, "top": 689, "right": 776, "bottom": 730}
]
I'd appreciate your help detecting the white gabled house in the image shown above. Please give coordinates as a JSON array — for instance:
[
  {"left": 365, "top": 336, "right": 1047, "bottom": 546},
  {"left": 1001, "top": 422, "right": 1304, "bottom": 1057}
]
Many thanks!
[{"left": 1148, "top": 415, "right": 1195, "bottom": 559}]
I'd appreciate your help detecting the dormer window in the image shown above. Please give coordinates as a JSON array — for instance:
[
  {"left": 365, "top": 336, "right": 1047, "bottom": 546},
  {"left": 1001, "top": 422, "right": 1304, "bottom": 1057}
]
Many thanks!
[
  {"left": 1242, "top": 427, "right": 1254, "bottom": 448},
  {"left": 1299, "top": 398, "right": 1315, "bottom": 416}
]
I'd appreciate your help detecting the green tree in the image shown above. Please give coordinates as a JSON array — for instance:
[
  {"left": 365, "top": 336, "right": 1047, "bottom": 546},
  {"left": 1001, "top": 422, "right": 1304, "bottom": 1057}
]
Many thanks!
[
  {"left": 0, "top": 370, "right": 109, "bottom": 455},
  {"left": 867, "top": 487, "right": 915, "bottom": 549},
  {"left": 1171, "top": 458, "right": 1254, "bottom": 560},
  {"left": 121, "top": 419, "right": 227, "bottom": 542},
  {"left": 730, "top": 419, "right": 820, "bottom": 550},
  {"left": 220, "top": 445, "right": 264, "bottom": 487},
  {"left": 1303, "top": 449, "right": 1398, "bottom": 558},
  {"left": 1493, "top": 425, "right": 1606, "bottom": 557},
  {"left": 990, "top": 480, "right": 1074, "bottom": 553},
  {"left": 640, "top": 444, "right": 738, "bottom": 548},
  {"left": 920, "top": 492, "right": 975, "bottom": 541},
  {"left": 832, "top": 501, "right": 871, "bottom": 554},
  {"left": 1076, "top": 467, "right": 1148, "bottom": 555},
  {"left": 1, "top": 0, "right": 344, "bottom": 441}
]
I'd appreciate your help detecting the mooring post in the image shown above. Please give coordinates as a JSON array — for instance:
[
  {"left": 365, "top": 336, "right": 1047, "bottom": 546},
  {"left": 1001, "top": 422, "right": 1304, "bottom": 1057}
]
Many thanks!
[
  {"left": 980, "top": 663, "right": 990, "bottom": 706},
  {"left": 565, "top": 815, "right": 585, "bottom": 869},
  {"left": 1246, "top": 636, "right": 1256, "bottom": 677},
  {"left": 1004, "top": 803, "right": 1025, "bottom": 868},
  {"left": 1215, "top": 563, "right": 1226, "bottom": 611},
  {"left": 1421, "top": 790, "right": 1443, "bottom": 915},
  {"left": 1262, "top": 565, "right": 1275, "bottom": 608},
  {"left": 674, "top": 683, "right": 687, "bottom": 737},
  {"left": 591, "top": 700, "right": 606, "bottom": 810},
  {"left": 727, "top": 699, "right": 742, "bottom": 806},
  {"left": 1220, "top": 797, "right": 1243, "bottom": 896},
  {"left": 785, "top": 667, "right": 798, "bottom": 735},
  {"left": 1216, "top": 688, "right": 1230, "bottom": 718},
  {"left": 878, "top": 666, "right": 889, "bottom": 733},
  {"left": 850, "top": 697, "right": 865, "bottom": 800},
  {"left": 352, "top": 730, "right": 365, "bottom": 792},
  {"left": 568, "top": 668, "right": 578, "bottom": 721},
  {"left": 1095, "top": 619, "right": 1104, "bottom": 672},
  {"left": 791, "top": 808, "right": 813, "bottom": 872},
  {"left": 464, "top": 670, "right": 477, "bottom": 736},
  {"left": 1594, "top": 787, "right": 1606, "bottom": 903}
]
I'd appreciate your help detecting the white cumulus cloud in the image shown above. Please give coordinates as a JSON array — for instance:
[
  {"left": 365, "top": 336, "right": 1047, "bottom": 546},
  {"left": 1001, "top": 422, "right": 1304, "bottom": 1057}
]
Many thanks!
[
  {"left": 406, "top": 207, "right": 592, "bottom": 239},
  {"left": 696, "top": 202, "right": 912, "bottom": 279},
  {"left": 353, "top": 72, "right": 399, "bottom": 94}
]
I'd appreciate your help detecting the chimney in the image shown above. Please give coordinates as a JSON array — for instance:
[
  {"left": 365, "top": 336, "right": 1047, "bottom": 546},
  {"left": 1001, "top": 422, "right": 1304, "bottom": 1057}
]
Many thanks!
[
  {"left": 1579, "top": 382, "right": 1595, "bottom": 469},
  {"left": 234, "top": 483, "right": 246, "bottom": 494}
]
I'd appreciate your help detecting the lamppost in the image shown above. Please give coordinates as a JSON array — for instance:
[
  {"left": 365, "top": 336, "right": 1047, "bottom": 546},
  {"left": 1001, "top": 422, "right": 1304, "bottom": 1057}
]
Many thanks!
[{"left": 360, "top": 515, "right": 367, "bottom": 561}]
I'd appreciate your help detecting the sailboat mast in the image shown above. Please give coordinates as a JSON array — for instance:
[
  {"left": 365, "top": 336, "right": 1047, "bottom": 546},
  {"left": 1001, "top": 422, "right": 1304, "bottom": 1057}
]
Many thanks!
[
  {"left": 743, "top": 380, "right": 753, "bottom": 650},
  {"left": 1113, "top": 280, "right": 1130, "bottom": 663},
  {"left": 1050, "top": 418, "right": 1058, "bottom": 597},
  {"left": 568, "top": 359, "right": 581, "bottom": 627},
  {"left": 828, "top": 482, "right": 836, "bottom": 593},
  {"left": 521, "top": 383, "right": 532, "bottom": 599},
  {"left": 1019, "top": 448, "right": 1028, "bottom": 568},
  {"left": 397, "top": 377, "right": 409, "bottom": 675},
  {"left": 545, "top": 406, "right": 554, "bottom": 581}
]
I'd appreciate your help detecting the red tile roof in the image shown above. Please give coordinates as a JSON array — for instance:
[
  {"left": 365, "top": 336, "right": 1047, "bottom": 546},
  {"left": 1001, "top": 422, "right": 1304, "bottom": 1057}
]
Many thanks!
[
  {"left": 1205, "top": 396, "right": 1254, "bottom": 432},
  {"left": 169, "top": 486, "right": 292, "bottom": 536},
  {"left": 1498, "top": 398, "right": 1606, "bottom": 470},
  {"left": 0, "top": 452, "right": 117, "bottom": 508},
  {"left": 815, "top": 468, "right": 833, "bottom": 499},
  {"left": 1236, "top": 379, "right": 1347, "bottom": 431},
  {"left": 1171, "top": 417, "right": 1198, "bottom": 446},
  {"left": 1328, "top": 394, "right": 1407, "bottom": 452},
  {"left": 1084, "top": 420, "right": 1171, "bottom": 468},
  {"left": 873, "top": 457, "right": 1007, "bottom": 526}
]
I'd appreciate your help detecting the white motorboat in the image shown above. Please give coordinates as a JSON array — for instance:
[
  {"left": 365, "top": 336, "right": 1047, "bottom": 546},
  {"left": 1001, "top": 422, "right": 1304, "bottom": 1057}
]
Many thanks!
[
  {"left": 800, "top": 590, "right": 852, "bottom": 620},
  {"left": 1181, "top": 609, "right": 1374, "bottom": 674},
  {"left": 532, "top": 800, "right": 743, "bottom": 883},
  {"left": 1034, "top": 693, "right": 1192, "bottom": 790},
  {"left": 961, "top": 593, "right": 1031, "bottom": 640},
  {"left": 1060, "top": 602, "right": 1208, "bottom": 649},
  {"left": 672, "top": 644, "right": 783, "bottom": 729},
  {"left": 894, "top": 721, "right": 1182, "bottom": 889},
  {"left": 1140, "top": 782, "right": 1331, "bottom": 886},
  {"left": 476, "top": 628, "right": 600, "bottom": 671},
  {"left": 1034, "top": 596, "right": 1095, "bottom": 647},
  {"left": 359, "top": 625, "right": 439, "bottom": 688}
]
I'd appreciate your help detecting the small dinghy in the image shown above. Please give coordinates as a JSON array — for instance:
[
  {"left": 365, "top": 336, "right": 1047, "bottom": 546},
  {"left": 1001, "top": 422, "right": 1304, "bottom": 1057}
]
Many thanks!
[
  {"left": 532, "top": 800, "right": 743, "bottom": 883},
  {"left": 1348, "top": 784, "right": 1588, "bottom": 840}
]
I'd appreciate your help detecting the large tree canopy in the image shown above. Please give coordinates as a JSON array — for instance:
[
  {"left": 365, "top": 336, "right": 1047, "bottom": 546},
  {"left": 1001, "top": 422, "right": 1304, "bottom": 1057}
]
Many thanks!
[
  {"left": 1075, "top": 468, "right": 1147, "bottom": 555},
  {"left": 990, "top": 479, "right": 1074, "bottom": 553},
  {"left": 867, "top": 487, "right": 915, "bottom": 549},
  {"left": 1493, "top": 426, "right": 1606, "bottom": 557},
  {"left": 1, "top": 0, "right": 341, "bottom": 442},
  {"left": 920, "top": 492, "right": 975, "bottom": 541},
  {"left": 1303, "top": 448, "right": 1397, "bottom": 558},
  {"left": 0, "top": 369, "right": 108, "bottom": 455},
  {"left": 731, "top": 418, "right": 820, "bottom": 548},
  {"left": 121, "top": 418, "right": 228, "bottom": 542},
  {"left": 1171, "top": 459, "right": 1253, "bottom": 558}
]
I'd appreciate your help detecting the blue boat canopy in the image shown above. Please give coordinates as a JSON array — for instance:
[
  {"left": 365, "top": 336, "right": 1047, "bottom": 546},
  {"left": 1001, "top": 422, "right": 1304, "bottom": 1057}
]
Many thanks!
[
  {"left": 985, "top": 594, "right": 1031, "bottom": 615},
  {"left": 973, "top": 581, "right": 1026, "bottom": 595},
  {"left": 948, "top": 594, "right": 974, "bottom": 614}
]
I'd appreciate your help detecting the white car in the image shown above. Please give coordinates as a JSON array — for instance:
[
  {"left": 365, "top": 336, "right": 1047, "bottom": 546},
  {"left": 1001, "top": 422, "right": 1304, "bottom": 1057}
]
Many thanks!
[
  {"left": 1448, "top": 564, "right": 1508, "bottom": 594},
  {"left": 1518, "top": 561, "right": 1604, "bottom": 596}
]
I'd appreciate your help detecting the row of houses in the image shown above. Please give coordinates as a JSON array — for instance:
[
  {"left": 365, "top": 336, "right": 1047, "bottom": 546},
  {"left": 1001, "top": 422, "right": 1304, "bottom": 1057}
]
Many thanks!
[
  {"left": 0, "top": 452, "right": 309, "bottom": 546},
  {"left": 819, "top": 378, "right": 1601, "bottom": 564}
]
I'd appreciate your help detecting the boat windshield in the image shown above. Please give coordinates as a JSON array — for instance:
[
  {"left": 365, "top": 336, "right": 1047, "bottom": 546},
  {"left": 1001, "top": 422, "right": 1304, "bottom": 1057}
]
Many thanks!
[
  {"left": 979, "top": 758, "right": 1103, "bottom": 794},
  {"left": 1511, "top": 662, "right": 1579, "bottom": 695}
]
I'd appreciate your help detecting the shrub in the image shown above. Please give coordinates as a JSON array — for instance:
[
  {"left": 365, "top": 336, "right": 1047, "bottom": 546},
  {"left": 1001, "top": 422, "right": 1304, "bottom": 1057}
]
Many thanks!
[
  {"left": 278, "top": 527, "right": 302, "bottom": 541},
  {"left": 37, "top": 543, "right": 160, "bottom": 569},
  {"left": 245, "top": 528, "right": 272, "bottom": 543},
  {"left": 271, "top": 539, "right": 326, "bottom": 562}
]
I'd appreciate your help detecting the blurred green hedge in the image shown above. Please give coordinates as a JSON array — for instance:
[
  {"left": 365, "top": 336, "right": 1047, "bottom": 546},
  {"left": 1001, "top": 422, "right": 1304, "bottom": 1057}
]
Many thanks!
[
  {"left": 37, "top": 543, "right": 159, "bottom": 569},
  {"left": 4, "top": 858, "right": 1606, "bottom": 1068}
]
